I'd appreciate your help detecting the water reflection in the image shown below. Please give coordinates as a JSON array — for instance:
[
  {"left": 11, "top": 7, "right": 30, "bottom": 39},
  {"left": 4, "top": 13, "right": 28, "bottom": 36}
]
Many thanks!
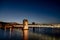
[
  {"left": 23, "top": 30, "right": 28, "bottom": 40},
  {"left": 9, "top": 28, "right": 12, "bottom": 38},
  {"left": 0, "top": 28, "right": 60, "bottom": 40}
]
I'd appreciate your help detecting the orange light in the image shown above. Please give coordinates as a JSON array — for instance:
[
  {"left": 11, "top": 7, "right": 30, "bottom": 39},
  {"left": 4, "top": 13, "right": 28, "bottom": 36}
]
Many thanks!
[{"left": 23, "top": 30, "right": 28, "bottom": 40}]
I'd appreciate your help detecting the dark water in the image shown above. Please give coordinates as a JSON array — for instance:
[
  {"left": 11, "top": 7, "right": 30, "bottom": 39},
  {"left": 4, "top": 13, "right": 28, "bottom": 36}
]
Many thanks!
[{"left": 0, "top": 27, "right": 60, "bottom": 40}]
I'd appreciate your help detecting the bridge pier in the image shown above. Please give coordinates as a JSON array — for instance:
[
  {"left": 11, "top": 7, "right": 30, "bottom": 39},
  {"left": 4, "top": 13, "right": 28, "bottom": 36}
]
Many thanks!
[{"left": 23, "top": 19, "right": 28, "bottom": 30}]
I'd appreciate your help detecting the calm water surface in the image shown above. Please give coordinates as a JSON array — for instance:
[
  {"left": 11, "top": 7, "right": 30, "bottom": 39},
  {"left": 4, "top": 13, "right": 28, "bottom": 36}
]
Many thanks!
[{"left": 0, "top": 27, "right": 60, "bottom": 40}]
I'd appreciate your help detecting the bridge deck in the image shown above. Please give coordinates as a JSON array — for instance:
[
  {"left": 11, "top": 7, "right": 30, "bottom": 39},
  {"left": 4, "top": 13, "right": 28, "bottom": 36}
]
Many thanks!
[{"left": 13, "top": 24, "right": 60, "bottom": 28}]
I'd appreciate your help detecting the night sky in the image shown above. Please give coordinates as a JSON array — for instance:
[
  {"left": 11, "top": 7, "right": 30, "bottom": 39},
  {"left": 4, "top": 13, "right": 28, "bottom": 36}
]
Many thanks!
[{"left": 0, "top": 0, "right": 60, "bottom": 24}]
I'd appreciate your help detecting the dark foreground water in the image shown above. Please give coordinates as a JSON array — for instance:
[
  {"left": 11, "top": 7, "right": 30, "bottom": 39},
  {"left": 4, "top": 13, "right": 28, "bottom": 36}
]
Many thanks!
[{"left": 0, "top": 27, "right": 60, "bottom": 40}]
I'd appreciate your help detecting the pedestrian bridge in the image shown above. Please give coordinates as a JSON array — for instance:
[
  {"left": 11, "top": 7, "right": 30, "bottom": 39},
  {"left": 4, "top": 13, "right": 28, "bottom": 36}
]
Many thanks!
[{"left": 13, "top": 24, "right": 60, "bottom": 28}]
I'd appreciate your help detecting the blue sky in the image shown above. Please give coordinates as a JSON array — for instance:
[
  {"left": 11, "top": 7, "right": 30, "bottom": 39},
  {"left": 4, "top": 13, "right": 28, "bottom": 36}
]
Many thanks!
[{"left": 0, "top": 0, "right": 60, "bottom": 24}]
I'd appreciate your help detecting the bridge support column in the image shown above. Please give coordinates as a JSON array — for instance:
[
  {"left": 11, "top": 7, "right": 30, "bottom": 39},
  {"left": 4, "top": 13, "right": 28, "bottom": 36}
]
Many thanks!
[{"left": 23, "top": 19, "right": 28, "bottom": 30}]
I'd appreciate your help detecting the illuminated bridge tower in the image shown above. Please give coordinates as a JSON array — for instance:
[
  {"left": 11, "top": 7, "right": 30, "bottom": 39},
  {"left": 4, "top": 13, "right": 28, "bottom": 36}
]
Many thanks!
[{"left": 23, "top": 19, "right": 28, "bottom": 30}]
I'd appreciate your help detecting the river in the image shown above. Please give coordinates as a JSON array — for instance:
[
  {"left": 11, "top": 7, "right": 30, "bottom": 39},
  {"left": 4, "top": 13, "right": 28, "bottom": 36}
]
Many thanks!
[{"left": 0, "top": 27, "right": 60, "bottom": 40}]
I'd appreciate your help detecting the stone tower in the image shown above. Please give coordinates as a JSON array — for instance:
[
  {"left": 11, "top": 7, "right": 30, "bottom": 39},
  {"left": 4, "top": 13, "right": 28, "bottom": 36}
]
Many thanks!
[{"left": 23, "top": 19, "right": 28, "bottom": 30}]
